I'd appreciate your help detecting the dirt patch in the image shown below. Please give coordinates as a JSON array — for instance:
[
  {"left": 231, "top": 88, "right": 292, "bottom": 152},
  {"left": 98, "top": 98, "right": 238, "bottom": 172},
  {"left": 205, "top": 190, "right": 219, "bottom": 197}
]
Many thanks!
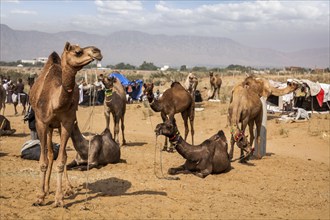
[{"left": 0, "top": 83, "right": 329, "bottom": 219}]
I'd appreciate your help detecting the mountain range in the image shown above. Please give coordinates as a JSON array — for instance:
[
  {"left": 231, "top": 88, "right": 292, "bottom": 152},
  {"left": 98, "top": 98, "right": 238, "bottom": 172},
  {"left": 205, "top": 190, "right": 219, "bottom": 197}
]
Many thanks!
[{"left": 0, "top": 24, "right": 329, "bottom": 68}]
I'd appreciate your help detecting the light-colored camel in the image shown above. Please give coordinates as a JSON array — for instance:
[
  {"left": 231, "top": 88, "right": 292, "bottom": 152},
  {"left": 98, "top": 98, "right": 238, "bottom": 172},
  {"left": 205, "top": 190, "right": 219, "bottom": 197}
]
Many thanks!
[
  {"left": 67, "top": 121, "right": 120, "bottom": 170},
  {"left": 184, "top": 72, "right": 198, "bottom": 96},
  {"left": 228, "top": 83, "right": 263, "bottom": 162},
  {"left": 243, "top": 76, "right": 299, "bottom": 98},
  {"left": 208, "top": 71, "right": 222, "bottom": 100},
  {"left": 155, "top": 120, "right": 230, "bottom": 178},
  {"left": 143, "top": 82, "right": 195, "bottom": 151},
  {"left": 0, "top": 83, "right": 5, "bottom": 115},
  {"left": 29, "top": 42, "right": 102, "bottom": 207},
  {"left": 103, "top": 76, "right": 127, "bottom": 145}
]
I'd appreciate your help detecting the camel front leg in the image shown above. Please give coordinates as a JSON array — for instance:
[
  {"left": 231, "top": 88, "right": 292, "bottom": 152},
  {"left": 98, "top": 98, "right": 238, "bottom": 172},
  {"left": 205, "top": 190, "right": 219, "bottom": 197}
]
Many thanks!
[
  {"left": 168, "top": 164, "right": 189, "bottom": 175},
  {"left": 181, "top": 111, "right": 189, "bottom": 142},
  {"left": 45, "top": 128, "right": 54, "bottom": 195},
  {"left": 161, "top": 112, "right": 169, "bottom": 150},
  {"left": 229, "top": 135, "right": 235, "bottom": 160},
  {"left": 54, "top": 123, "right": 71, "bottom": 207},
  {"left": 63, "top": 166, "right": 74, "bottom": 196},
  {"left": 104, "top": 106, "right": 111, "bottom": 129},
  {"left": 33, "top": 122, "right": 48, "bottom": 206}
]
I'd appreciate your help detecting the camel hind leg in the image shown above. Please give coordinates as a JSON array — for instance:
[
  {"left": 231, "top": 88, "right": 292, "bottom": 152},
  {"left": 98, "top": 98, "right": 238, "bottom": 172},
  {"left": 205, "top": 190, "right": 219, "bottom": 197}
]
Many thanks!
[
  {"left": 33, "top": 122, "right": 48, "bottom": 206},
  {"left": 44, "top": 128, "right": 54, "bottom": 195},
  {"left": 120, "top": 114, "right": 126, "bottom": 145}
]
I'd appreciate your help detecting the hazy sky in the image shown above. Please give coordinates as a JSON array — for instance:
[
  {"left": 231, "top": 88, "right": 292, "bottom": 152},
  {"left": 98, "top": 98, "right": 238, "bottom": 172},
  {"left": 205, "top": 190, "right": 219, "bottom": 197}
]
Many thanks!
[{"left": 1, "top": 0, "right": 329, "bottom": 52}]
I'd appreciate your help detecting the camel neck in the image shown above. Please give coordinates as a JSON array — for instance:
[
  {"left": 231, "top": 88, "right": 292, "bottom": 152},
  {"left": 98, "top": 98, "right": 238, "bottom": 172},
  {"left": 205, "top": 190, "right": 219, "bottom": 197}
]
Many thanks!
[
  {"left": 169, "top": 134, "right": 197, "bottom": 159},
  {"left": 61, "top": 65, "right": 77, "bottom": 93}
]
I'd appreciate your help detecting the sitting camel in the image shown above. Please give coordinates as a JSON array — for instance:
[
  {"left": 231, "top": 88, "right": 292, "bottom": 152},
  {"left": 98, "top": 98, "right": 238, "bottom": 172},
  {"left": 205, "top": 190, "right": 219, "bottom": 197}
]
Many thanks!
[
  {"left": 143, "top": 82, "right": 194, "bottom": 151},
  {"left": 0, "top": 115, "right": 16, "bottom": 136},
  {"left": 208, "top": 71, "right": 222, "bottom": 100},
  {"left": 67, "top": 121, "right": 120, "bottom": 171},
  {"left": 103, "top": 76, "right": 127, "bottom": 145},
  {"left": 29, "top": 42, "right": 102, "bottom": 207},
  {"left": 155, "top": 120, "right": 230, "bottom": 178},
  {"left": 228, "top": 83, "right": 262, "bottom": 162}
]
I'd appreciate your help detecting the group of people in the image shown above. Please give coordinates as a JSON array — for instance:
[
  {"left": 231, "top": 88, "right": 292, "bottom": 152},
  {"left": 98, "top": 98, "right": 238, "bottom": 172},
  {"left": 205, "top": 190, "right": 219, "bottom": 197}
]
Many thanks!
[
  {"left": 78, "top": 75, "right": 105, "bottom": 106},
  {"left": 1, "top": 76, "right": 27, "bottom": 104}
]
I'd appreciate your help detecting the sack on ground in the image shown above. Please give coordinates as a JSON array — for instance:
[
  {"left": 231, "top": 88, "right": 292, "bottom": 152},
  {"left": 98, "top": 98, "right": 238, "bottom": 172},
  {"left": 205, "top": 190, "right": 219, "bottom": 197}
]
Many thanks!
[{"left": 21, "top": 140, "right": 60, "bottom": 160}]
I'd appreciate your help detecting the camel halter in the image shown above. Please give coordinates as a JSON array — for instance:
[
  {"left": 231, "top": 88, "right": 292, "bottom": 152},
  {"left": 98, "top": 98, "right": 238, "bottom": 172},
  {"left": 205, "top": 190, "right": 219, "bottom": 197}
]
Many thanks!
[{"left": 168, "top": 131, "right": 181, "bottom": 146}]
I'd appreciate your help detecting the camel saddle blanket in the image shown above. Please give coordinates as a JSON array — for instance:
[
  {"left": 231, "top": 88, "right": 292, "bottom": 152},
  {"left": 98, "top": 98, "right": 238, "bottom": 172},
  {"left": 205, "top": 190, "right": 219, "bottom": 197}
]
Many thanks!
[{"left": 21, "top": 140, "right": 60, "bottom": 161}]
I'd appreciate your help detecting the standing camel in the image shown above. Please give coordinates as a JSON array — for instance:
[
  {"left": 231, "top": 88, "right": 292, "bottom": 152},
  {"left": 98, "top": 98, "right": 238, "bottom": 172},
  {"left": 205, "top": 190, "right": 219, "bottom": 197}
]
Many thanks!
[
  {"left": 228, "top": 83, "right": 263, "bottom": 162},
  {"left": 184, "top": 72, "right": 198, "bottom": 97},
  {"left": 29, "top": 42, "right": 102, "bottom": 207},
  {"left": 143, "top": 82, "right": 195, "bottom": 151},
  {"left": 155, "top": 120, "right": 230, "bottom": 178},
  {"left": 243, "top": 76, "right": 299, "bottom": 98},
  {"left": 208, "top": 71, "right": 222, "bottom": 100},
  {"left": 103, "top": 76, "right": 127, "bottom": 145}
]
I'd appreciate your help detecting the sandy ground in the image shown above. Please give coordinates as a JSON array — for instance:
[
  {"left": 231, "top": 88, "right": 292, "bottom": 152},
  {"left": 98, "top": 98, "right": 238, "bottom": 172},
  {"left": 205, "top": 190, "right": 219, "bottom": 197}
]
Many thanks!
[{"left": 0, "top": 88, "right": 329, "bottom": 219}]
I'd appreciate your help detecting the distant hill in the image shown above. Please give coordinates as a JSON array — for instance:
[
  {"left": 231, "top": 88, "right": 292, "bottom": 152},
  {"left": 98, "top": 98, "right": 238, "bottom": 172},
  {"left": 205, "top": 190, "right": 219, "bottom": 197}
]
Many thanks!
[{"left": 0, "top": 24, "right": 329, "bottom": 68}]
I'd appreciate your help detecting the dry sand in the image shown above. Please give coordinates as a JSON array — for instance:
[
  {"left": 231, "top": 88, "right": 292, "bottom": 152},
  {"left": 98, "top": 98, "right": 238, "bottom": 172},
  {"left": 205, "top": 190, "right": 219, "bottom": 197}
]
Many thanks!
[{"left": 0, "top": 86, "right": 329, "bottom": 219}]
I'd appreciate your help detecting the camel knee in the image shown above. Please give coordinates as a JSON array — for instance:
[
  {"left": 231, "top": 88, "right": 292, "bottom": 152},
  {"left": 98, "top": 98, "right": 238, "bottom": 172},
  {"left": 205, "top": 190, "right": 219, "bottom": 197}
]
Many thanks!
[
  {"left": 40, "top": 164, "right": 48, "bottom": 172},
  {"left": 56, "top": 164, "right": 65, "bottom": 173}
]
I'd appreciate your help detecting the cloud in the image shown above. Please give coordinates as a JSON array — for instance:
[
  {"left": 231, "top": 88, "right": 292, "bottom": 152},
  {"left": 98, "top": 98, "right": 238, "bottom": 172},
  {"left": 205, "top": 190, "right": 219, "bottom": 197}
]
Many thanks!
[
  {"left": 10, "top": 9, "right": 37, "bottom": 15},
  {"left": 95, "top": 0, "right": 143, "bottom": 14}
]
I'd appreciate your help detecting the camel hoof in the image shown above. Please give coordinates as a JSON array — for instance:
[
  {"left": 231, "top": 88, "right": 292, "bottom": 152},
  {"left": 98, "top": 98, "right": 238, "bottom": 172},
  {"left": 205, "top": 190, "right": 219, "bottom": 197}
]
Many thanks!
[
  {"left": 64, "top": 187, "right": 74, "bottom": 197},
  {"left": 32, "top": 199, "right": 45, "bottom": 206},
  {"left": 168, "top": 168, "right": 176, "bottom": 175},
  {"left": 54, "top": 199, "right": 65, "bottom": 208}
]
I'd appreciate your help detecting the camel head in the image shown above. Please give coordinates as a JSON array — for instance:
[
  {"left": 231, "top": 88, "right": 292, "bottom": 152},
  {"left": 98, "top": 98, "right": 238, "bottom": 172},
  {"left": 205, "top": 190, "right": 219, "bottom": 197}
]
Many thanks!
[
  {"left": 155, "top": 120, "right": 179, "bottom": 140},
  {"left": 61, "top": 42, "right": 103, "bottom": 71},
  {"left": 103, "top": 76, "right": 117, "bottom": 97},
  {"left": 143, "top": 83, "right": 154, "bottom": 103},
  {"left": 188, "top": 73, "right": 198, "bottom": 93},
  {"left": 209, "top": 71, "right": 214, "bottom": 78}
]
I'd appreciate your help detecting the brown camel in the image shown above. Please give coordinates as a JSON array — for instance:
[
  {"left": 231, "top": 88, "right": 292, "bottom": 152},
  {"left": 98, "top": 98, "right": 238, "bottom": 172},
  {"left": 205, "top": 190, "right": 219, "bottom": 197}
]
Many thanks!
[
  {"left": 67, "top": 121, "right": 120, "bottom": 171},
  {"left": 155, "top": 120, "right": 230, "bottom": 178},
  {"left": 228, "top": 83, "right": 263, "bottom": 162},
  {"left": 29, "top": 42, "right": 102, "bottom": 207},
  {"left": 143, "top": 82, "right": 195, "bottom": 151},
  {"left": 0, "top": 83, "right": 5, "bottom": 115},
  {"left": 208, "top": 71, "right": 222, "bottom": 100},
  {"left": 103, "top": 76, "right": 127, "bottom": 145}
]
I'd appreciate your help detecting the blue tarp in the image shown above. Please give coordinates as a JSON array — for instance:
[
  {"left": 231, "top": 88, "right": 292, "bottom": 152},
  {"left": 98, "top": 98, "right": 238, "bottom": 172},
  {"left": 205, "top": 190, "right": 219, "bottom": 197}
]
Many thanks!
[{"left": 108, "top": 72, "right": 143, "bottom": 100}]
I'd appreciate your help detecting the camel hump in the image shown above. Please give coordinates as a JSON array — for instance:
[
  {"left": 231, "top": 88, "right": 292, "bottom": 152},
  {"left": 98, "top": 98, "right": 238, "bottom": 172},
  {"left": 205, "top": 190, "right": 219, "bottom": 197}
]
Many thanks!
[
  {"left": 47, "top": 52, "right": 61, "bottom": 64},
  {"left": 170, "top": 81, "right": 183, "bottom": 89},
  {"left": 217, "top": 130, "right": 225, "bottom": 137}
]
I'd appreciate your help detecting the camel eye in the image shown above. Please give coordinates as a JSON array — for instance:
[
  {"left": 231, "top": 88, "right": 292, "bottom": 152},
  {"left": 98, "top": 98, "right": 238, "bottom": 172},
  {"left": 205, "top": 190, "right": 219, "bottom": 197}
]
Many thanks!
[{"left": 75, "top": 50, "right": 83, "bottom": 56}]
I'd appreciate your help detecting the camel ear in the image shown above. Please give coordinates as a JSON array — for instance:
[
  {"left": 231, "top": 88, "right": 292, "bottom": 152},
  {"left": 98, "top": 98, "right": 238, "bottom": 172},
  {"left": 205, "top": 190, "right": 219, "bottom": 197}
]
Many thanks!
[{"left": 64, "top": 42, "right": 71, "bottom": 51}]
